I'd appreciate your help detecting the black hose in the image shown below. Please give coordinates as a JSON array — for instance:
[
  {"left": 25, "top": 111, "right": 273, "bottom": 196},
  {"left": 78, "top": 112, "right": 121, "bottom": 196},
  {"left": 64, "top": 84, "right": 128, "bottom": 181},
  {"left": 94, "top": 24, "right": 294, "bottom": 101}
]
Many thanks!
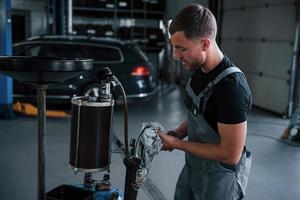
[
  {"left": 123, "top": 157, "right": 140, "bottom": 200},
  {"left": 112, "top": 75, "right": 129, "bottom": 158}
]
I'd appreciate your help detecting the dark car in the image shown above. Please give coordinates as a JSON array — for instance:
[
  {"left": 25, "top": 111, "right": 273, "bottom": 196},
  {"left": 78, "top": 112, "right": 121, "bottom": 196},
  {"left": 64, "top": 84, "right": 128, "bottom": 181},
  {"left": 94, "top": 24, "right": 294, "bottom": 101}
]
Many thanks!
[{"left": 12, "top": 35, "right": 157, "bottom": 104}]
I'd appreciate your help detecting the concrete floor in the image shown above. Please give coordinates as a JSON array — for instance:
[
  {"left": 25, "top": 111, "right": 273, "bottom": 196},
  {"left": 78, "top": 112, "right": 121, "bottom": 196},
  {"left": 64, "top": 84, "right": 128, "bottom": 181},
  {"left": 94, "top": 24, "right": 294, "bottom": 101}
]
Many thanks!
[{"left": 0, "top": 84, "right": 300, "bottom": 200}]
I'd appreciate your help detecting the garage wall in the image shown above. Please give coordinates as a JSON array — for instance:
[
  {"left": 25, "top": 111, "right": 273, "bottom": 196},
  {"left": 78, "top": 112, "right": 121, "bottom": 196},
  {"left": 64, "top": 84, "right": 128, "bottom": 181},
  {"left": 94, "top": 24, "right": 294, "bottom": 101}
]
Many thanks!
[
  {"left": 165, "top": 0, "right": 208, "bottom": 19},
  {"left": 10, "top": 0, "right": 210, "bottom": 37},
  {"left": 221, "top": 0, "right": 297, "bottom": 115},
  {"left": 12, "top": 0, "right": 47, "bottom": 36}
]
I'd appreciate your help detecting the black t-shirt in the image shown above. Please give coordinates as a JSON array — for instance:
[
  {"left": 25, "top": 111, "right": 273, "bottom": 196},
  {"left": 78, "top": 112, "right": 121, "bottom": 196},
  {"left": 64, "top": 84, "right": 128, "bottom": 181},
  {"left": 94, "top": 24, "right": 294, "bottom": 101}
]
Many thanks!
[{"left": 186, "top": 56, "right": 252, "bottom": 133}]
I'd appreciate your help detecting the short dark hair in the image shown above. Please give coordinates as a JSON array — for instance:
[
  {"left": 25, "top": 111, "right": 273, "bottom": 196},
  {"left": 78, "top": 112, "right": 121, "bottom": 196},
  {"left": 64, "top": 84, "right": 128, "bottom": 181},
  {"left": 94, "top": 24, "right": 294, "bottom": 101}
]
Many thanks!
[{"left": 169, "top": 4, "right": 217, "bottom": 39}]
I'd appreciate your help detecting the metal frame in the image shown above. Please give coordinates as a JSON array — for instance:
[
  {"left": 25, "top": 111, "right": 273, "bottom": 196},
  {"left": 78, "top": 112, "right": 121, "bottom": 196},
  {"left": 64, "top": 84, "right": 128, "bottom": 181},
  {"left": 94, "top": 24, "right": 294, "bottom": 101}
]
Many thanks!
[
  {"left": 209, "top": 0, "right": 224, "bottom": 45},
  {"left": 288, "top": 0, "right": 300, "bottom": 117},
  {"left": 0, "top": 0, "right": 13, "bottom": 119}
]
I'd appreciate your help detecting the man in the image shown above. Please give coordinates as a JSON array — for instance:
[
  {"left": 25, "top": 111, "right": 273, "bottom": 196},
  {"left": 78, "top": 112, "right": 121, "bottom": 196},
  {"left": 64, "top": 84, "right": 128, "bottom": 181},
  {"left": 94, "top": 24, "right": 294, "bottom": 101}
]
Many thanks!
[{"left": 157, "top": 4, "right": 252, "bottom": 200}]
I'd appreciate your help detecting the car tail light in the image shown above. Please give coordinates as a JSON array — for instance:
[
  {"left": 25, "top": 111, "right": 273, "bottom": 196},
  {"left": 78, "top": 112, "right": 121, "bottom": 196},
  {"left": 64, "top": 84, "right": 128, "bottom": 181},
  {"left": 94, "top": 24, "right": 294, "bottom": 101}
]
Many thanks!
[{"left": 131, "top": 66, "right": 150, "bottom": 76}]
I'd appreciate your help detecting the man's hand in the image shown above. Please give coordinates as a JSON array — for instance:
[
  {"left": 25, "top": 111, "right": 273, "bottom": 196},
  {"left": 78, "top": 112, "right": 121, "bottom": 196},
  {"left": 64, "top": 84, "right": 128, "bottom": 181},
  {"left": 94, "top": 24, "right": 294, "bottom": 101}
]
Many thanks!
[{"left": 156, "top": 129, "right": 179, "bottom": 151}]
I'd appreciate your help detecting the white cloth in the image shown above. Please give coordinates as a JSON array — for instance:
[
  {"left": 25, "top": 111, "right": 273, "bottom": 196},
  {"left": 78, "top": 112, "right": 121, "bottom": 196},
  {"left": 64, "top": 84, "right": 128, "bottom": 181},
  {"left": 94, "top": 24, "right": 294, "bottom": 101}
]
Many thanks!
[{"left": 135, "top": 122, "right": 164, "bottom": 181}]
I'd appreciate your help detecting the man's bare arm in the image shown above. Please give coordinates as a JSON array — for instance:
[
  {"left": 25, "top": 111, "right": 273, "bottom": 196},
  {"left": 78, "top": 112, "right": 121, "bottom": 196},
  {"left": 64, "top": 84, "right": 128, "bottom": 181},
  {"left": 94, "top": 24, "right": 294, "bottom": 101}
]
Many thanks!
[
  {"left": 159, "top": 121, "right": 247, "bottom": 164},
  {"left": 170, "top": 120, "right": 188, "bottom": 139}
]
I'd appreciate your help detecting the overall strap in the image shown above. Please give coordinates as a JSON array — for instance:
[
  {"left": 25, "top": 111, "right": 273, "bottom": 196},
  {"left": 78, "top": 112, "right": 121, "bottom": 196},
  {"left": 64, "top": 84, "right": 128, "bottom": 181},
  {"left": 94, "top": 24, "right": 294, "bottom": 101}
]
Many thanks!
[{"left": 186, "top": 67, "right": 243, "bottom": 114}]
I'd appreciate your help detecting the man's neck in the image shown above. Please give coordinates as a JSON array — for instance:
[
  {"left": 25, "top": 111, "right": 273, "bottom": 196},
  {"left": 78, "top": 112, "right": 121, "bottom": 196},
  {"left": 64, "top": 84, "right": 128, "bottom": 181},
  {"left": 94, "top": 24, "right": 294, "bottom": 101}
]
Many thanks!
[{"left": 201, "top": 46, "right": 224, "bottom": 73}]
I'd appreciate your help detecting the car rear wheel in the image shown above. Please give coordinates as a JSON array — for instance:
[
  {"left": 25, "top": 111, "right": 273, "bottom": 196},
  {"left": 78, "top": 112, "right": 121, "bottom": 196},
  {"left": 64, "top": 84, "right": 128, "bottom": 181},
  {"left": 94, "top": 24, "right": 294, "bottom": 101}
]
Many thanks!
[{"left": 81, "top": 83, "right": 102, "bottom": 97}]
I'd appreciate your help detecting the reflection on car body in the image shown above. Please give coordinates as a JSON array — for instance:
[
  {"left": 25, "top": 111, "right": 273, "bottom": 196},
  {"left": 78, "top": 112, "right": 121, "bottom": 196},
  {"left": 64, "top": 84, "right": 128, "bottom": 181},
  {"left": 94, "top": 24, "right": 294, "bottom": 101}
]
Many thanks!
[{"left": 13, "top": 35, "right": 157, "bottom": 104}]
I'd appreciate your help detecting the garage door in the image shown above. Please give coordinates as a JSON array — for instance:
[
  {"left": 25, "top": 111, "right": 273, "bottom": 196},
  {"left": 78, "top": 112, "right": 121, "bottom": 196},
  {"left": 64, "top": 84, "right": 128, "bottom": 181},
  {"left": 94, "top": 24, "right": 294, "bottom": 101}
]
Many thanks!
[{"left": 221, "top": 0, "right": 297, "bottom": 116}]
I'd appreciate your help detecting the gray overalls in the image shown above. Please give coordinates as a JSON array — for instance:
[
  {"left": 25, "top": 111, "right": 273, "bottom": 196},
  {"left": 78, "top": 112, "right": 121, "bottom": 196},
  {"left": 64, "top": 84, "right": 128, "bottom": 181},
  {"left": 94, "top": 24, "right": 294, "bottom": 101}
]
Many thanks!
[{"left": 174, "top": 67, "right": 252, "bottom": 200}]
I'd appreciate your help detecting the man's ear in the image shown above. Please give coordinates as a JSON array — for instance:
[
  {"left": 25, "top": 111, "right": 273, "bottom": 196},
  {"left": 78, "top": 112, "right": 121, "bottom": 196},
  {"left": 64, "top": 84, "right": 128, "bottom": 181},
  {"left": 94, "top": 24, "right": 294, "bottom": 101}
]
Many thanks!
[{"left": 201, "top": 38, "right": 210, "bottom": 51}]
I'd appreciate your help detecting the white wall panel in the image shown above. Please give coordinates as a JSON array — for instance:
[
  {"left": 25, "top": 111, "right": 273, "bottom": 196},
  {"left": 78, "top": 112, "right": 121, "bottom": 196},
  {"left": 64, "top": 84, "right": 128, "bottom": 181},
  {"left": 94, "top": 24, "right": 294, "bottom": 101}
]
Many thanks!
[
  {"left": 246, "top": 73, "right": 289, "bottom": 115},
  {"left": 222, "top": 4, "right": 296, "bottom": 41},
  {"left": 223, "top": 0, "right": 296, "bottom": 10},
  {"left": 221, "top": 0, "right": 296, "bottom": 115},
  {"left": 222, "top": 41, "right": 293, "bottom": 80}
]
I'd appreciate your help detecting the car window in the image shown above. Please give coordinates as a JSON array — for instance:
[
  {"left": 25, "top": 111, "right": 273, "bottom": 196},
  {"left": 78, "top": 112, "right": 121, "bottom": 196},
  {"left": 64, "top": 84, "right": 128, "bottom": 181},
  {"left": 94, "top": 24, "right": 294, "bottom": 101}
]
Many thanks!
[
  {"left": 44, "top": 44, "right": 85, "bottom": 58},
  {"left": 124, "top": 44, "right": 149, "bottom": 63},
  {"left": 85, "top": 45, "right": 122, "bottom": 62},
  {"left": 131, "top": 45, "right": 149, "bottom": 62},
  {"left": 13, "top": 44, "right": 42, "bottom": 56}
]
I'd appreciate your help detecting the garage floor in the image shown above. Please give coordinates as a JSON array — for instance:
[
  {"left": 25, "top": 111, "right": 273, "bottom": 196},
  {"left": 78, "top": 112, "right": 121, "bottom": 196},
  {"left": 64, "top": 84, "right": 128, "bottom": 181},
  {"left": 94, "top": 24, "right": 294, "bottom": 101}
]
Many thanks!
[{"left": 0, "top": 84, "right": 300, "bottom": 200}]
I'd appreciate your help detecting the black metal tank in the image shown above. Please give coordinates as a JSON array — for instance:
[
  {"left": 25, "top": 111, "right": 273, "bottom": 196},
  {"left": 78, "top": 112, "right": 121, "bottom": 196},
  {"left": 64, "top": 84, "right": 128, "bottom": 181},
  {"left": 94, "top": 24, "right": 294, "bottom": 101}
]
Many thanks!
[{"left": 69, "top": 96, "right": 114, "bottom": 172}]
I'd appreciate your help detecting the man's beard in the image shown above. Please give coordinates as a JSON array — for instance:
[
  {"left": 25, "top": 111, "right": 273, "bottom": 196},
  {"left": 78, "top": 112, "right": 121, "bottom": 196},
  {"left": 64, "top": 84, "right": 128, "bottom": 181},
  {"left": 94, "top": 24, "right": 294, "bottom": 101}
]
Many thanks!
[{"left": 182, "top": 59, "right": 204, "bottom": 71}]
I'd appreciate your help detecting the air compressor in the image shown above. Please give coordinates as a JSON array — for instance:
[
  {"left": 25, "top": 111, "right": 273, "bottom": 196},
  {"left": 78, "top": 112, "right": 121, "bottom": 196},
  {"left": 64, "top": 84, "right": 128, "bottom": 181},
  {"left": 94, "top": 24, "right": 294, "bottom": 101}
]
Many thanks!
[{"left": 46, "top": 67, "right": 163, "bottom": 200}]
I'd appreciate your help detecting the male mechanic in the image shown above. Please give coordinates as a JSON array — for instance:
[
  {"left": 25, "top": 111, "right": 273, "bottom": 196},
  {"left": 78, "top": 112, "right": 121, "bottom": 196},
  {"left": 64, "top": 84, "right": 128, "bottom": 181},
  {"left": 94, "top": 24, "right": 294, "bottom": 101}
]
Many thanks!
[{"left": 158, "top": 4, "right": 252, "bottom": 200}]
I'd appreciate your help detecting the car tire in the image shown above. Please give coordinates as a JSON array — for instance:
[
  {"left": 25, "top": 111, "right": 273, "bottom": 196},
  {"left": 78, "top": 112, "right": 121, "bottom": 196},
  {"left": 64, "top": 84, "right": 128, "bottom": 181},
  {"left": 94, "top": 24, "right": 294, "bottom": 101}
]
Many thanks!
[{"left": 81, "top": 83, "right": 102, "bottom": 97}]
